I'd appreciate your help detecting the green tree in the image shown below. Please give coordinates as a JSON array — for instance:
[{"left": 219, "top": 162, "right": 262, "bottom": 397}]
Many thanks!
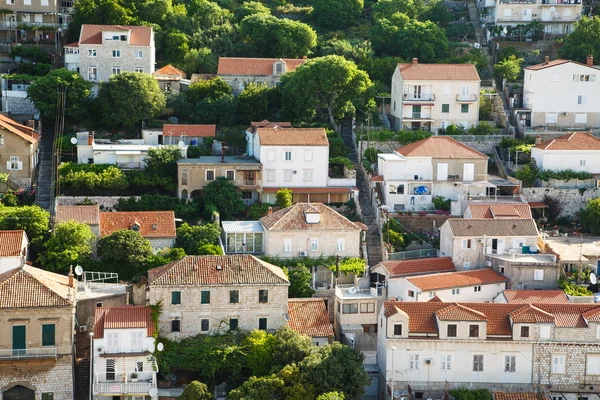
[
  {"left": 317, "top": 392, "right": 345, "bottom": 400},
  {"left": 198, "top": 244, "right": 223, "bottom": 255},
  {"left": 272, "top": 327, "right": 314, "bottom": 369},
  {"left": 276, "top": 188, "right": 292, "bottom": 208},
  {"left": 558, "top": 16, "right": 600, "bottom": 63},
  {"left": 96, "top": 230, "right": 154, "bottom": 279},
  {"left": 237, "top": 83, "right": 272, "bottom": 124},
  {"left": 181, "top": 47, "right": 218, "bottom": 75},
  {"left": 27, "top": 68, "right": 92, "bottom": 120},
  {"left": 180, "top": 380, "right": 213, "bottom": 400},
  {"left": 287, "top": 265, "right": 316, "bottom": 298},
  {"left": 281, "top": 56, "right": 375, "bottom": 131},
  {"left": 144, "top": 146, "right": 183, "bottom": 179},
  {"left": 186, "top": 77, "right": 232, "bottom": 105},
  {"left": 159, "top": 30, "right": 190, "bottom": 65},
  {"left": 244, "top": 330, "right": 278, "bottom": 376},
  {"left": 227, "top": 375, "right": 285, "bottom": 400},
  {"left": 38, "top": 221, "right": 95, "bottom": 274},
  {"left": 203, "top": 177, "right": 245, "bottom": 219},
  {"left": 494, "top": 55, "right": 524, "bottom": 82},
  {"left": 70, "top": 0, "right": 133, "bottom": 42},
  {"left": 312, "top": 0, "right": 363, "bottom": 29},
  {"left": 97, "top": 72, "right": 166, "bottom": 129},
  {"left": 580, "top": 198, "right": 600, "bottom": 235},
  {"left": 237, "top": 1, "right": 271, "bottom": 19},
  {"left": 0, "top": 205, "right": 49, "bottom": 246},
  {"left": 249, "top": 203, "right": 270, "bottom": 219},
  {"left": 176, "top": 222, "right": 222, "bottom": 254},
  {"left": 449, "top": 389, "right": 492, "bottom": 400}
]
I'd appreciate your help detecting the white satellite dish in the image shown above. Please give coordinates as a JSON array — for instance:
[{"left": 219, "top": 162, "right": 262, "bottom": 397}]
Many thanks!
[
  {"left": 157, "top": 342, "right": 164, "bottom": 352},
  {"left": 149, "top": 388, "right": 158, "bottom": 397},
  {"left": 348, "top": 287, "right": 358, "bottom": 294},
  {"left": 70, "top": 137, "right": 78, "bottom": 145},
  {"left": 591, "top": 272, "right": 598, "bottom": 285},
  {"left": 178, "top": 141, "right": 185, "bottom": 147},
  {"left": 147, "top": 342, "right": 155, "bottom": 353},
  {"left": 74, "top": 265, "right": 83, "bottom": 276}
]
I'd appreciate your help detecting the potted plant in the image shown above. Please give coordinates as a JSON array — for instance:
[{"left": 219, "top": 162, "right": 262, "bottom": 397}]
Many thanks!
[{"left": 131, "top": 372, "right": 138, "bottom": 382}]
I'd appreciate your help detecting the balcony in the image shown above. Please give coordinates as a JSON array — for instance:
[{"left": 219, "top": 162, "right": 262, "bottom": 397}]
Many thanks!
[
  {"left": 540, "top": 0, "right": 580, "bottom": 4},
  {"left": 0, "top": 347, "right": 57, "bottom": 359},
  {"left": 456, "top": 94, "right": 478, "bottom": 103},
  {"left": 94, "top": 381, "right": 155, "bottom": 396},
  {"left": 402, "top": 113, "right": 434, "bottom": 122},
  {"left": 402, "top": 93, "right": 435, "bottom": 102},
  {"left": 236, "top": 179, "right": 261, "bottom": 188}
]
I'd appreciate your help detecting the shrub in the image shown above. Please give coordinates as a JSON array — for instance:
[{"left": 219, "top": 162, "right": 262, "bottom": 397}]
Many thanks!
[
  {"left": 276, "top": 188, "right": 292, "bottom": 208},
  {"left": 249, "top": 202, "right": 271, "bottom": 220},
  {"left": 363, "top": 148, "right": 380, "bottom": 164},
  {"left": 1, "top": 192, "right": 19, "bottom": 206},
  {"left": 432, "top": 196, "right": 451, "bottom": 211}
]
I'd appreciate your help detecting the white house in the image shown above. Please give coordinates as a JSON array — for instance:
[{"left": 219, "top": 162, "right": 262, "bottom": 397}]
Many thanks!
[
  {"left": 439, "top": 218, "right": 540, "bottom": 270},
  {"left": 92, "top": 306, "right": 158, "bottom": 400},
  {"left": 390, "top": 268, "right": 508, "bottom": 303},
  {"left": 0, "top": 230, "right": 28, "bottom": 273},
  {"left": 390, "top": 59, "right": 480, "bottom": 133},
  {"left": 521, "top": 56, "right": 600, "bottom": 130},
  {"left": 530, "top": 131, "right": 600, "bottom": 173},
  {"left": 374, "top": 136, "right": 490, "bottom": 211}
]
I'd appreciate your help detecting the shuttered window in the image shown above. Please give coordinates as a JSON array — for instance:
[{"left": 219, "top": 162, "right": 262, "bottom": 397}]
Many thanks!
[
  {"left": 42, "top": 324, "right": 55, "bottom": 346},
  {"left": 587, "top": 355, "right": 600, "bottom": 375}
]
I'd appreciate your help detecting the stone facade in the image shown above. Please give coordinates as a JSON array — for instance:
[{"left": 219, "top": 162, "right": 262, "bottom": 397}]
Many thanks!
[
  {"left": 148, "top": 237, "right": 176, "bottom": 252},
  {"left": 2, "top": 96, "right": 38, "bottom": 115},
  {"left": 55, "top": 196, "right": 140, "bottom": 210},
  {"left": 0, "top": 356, "right": 74, "bottom": 400},
  {"left": 521, "top": 187, "right": 600, "bottom": 218}
]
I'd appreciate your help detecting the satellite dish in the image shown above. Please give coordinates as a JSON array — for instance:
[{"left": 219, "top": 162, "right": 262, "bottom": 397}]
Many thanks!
[
  {"left": 591, "top": 272, "right": 598, "bottom": 285},
  {"left": 178, "top": 141, "right": 185, "bottom": 147},
  {"left": 348, "top": 287, "right": 358, "bottom": 294},
  {"left": 147, "top": 342, "right": 155, "bottom": 353},
  {"left": 149, "top": 388, "right": 158, "bottom": 397},
  {"left": 74, "top": 265, "right": 83, "bottom": 276},
  {"left": 550, "top": 6, "right": 556, "bottom": 11},
  {"left": 70, "top": 137, "right": 78, "bottom": 145},
  {"left": 157, "top": 342, "right": 164, "bottom": 352}
]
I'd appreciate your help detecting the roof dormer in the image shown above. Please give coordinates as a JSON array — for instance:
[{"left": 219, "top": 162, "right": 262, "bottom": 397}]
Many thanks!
[
  {"left": 304, "top": 206, "right": 321, "bottom": 224},
  {"left": 273, "top": 59, "right": 287, "bottom": 75},
  {"left": 103, "top": 30, "right": 129, "bottom": 44}
]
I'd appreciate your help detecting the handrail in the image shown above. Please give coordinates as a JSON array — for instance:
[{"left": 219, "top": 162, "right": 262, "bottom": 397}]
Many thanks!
[{"left": 0, "top": 347, "right": 57, "bottom": 359}]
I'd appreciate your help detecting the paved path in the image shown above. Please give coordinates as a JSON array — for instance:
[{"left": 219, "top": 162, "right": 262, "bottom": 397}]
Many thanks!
[{"left": 35, "top": 122, "right": 55, "bottom": 212}]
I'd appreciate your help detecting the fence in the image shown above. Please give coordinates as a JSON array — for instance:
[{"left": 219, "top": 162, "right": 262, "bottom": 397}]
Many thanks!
[{"left": 388, "top": 248, "right": 437, "bottom": 261}]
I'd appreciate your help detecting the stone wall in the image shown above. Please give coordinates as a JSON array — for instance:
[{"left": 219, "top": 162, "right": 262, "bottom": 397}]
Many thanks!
[
  {"left": 55, "top": 196, "right": 140, "bottom": 211},
  {"left": 0, "top": 356, "right": 74, "bottom": 399},
  {"left": 391, "top": 214, "right": 450, "bottom": 232},
  {"left": 2, "top": 96, "right": 38, "bottom": 115},
  {"left": 520, "top": 187, "right": 600, "bottom": 217}
]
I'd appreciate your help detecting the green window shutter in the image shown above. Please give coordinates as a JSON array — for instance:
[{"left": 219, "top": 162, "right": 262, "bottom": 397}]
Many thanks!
[
  {"left": 42, "top": 393, "right": 54, "bottom": 400},
  {"left": 42, "top": 324, "right": 55, "bottom": 346},
  {"left": 201, "top": 291, "right": 210, "bottom": 304},
  {"left": 172, "top": 291, "right": 181, "bottom": 305}
]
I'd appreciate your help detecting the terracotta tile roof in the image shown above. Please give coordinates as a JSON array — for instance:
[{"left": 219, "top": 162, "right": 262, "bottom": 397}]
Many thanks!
[
  {"left": 528, "top": 202, "right": 548, "bottom": 209},
  {"left": 501, "top": 290, "right": 569, "bottom": 304},
  {"left": 581, "top": 307, "right": 600, "bottom": 322},
  {"left": 395, "top": 136, "right": 487, "bottom": 158},
  {"left": 257, "top": 127, "right": 328, "bottom": 146},
  {"left": 162, "top": 124, "right": 216, "bottom": 138},
  {"left": 525, "top": 59, "right": 584, "bottom": 71},
  {"left": 147, "top": 255, "right": 289, "bottom": 286},
  {"left": 217, "top": 57, "right": 306, "bottom": 75},
  {"left": 55, "top": 205, "right": 100, "bottom": 225},
  {"left": 153, "top": 64, "right": 186, "bottom": 77},
  {"left": 397, "top": 62, "right": 480, "bottom": 81},
  {"left": 0, "top": 230, "right": 26, "bottom": 257},
  {"left": 0, "top": 113, "right": 38, "bottom": 144},
  {"left": 509, "top": 304, "right": 555, "bottom": 323},
  {"left": 249, "top": 120, "right": 292, "bottom": 130},
  {"left": 100, "top": 211, "right": 176, "bottom": 238},
  {"left": 260, "top": 202, "right": 362, "bottom": 231},
  {"left": 494, "top": 392, "right": 549, "bottom": 400},
  {"left": 370, "top": 175, "right": 384, "bottom": 182},
  {"left": 407, "top": 268, "right": 508, "bottom": 291},
  {"left": 428, "top": 295, "right": 443, "bottom": 302},
  {"left": 533, "top": 132, "right": 600, "bottom": 151},
  {"left": 79, "top": 24, "right": 153, "bottom": 46},
  {"left": 467, "top": 204, "right": 532, "bottom": 219},
  {"left": 436, "top": 303, "right": 487, "bottom": 321},
  {"left": 375, "top": 257, "right": 456, "bottom": 277},
  {"left": 288, "top": 298, "right": 334, "bottom": 338},
  {"left": 0, "top": 265, "right": 74, "bottom": 308},
  {"left": 94, "top": 306, "right": 155, "bottom": 338},
  {"left": 64, "top": 41, "right": 79, "bottom": 48},
  {"left": 445, "top": 218, "right": 539, "bottom": 237},
  {"left": 261, "top": 187, "right": 354, "bottom": 194}
]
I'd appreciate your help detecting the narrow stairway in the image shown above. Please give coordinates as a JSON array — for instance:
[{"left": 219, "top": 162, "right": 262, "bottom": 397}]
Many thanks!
[
  {"left": 75, "top": 348, "right": 91, "bottom": 400},
  {"left": 35, "top": 123, "right": 55, "bottom": 212}
]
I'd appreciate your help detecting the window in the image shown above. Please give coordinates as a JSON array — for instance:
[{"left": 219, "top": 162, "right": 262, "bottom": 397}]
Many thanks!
[
  {"left": 228, "top": 290, "right": 239, "bottom": 304},
  {"left": 136, "top": 361, "right": 144, "bottom": 372},
  {"left": 42, "top": 324, "right": 55, "bottom": 346},
  {"left": 552, "top": 355, "right": 565, "bottom": 373},
  {"left": 107, "top": 332, "right": 119, "bottom": 352},
  {"left": 500, "top": 266, "right": 505, "bottom": 274},
  {"left": 134, "top": 67, "right": 144, "bottom": 73},
  {"left": 393, "top": 324, "right": 403, "bottom": 335},
  {"left": 469, "top": 325, "right": 479, "bottom": 337},
  {"left": 258, "top": 318, "right": 267, "bottom": 330},
  {"left": 442, "top": 104, "right": 449, "bottom": 113},
  {"left": 275, "top": 63, "right": 283, "bottom": 74},
  {"left": 88, "top": 67, "right": 97, "bottom": 81},
  {"left": 96, "top": 302, "right": 103, "bottom": 307},
  {"left": 521, "top": 326, "right": 530, "bottom": 338},
  {"left": 112, "top": 66, "right": 121, "bottom": 74},
  {"left": 442, "top": 85, "right": 450, "bottom": 95},
  {"left": 284, "top": 151, "right": 292, "bottom": 161},
  {"left": 230, "top": 318, "right": 238, "bottom": 330},
  {"left": 111, "top": 35, "right": 119, "bottom": 40},
  {"left": 587, "top": 355, "right": 600, "bottom": 375},
  {"left": 310, "top": 239, "right": 318, "bottom": 252},
  {"left": 304, "top": 150, "right": 313, "bottom": 161},
  {"left": 534, "top": 269, "right": 544, "bottom": 281},
  {"left": 134, "top": 50, "right": 143, "bottom": 58},
  {"left": 541, "top": 325, "right": 551, "bottom": 339},
  {"left": 201, "top": 290, "right": 210, "bottom": 304},
  {"left": 409, "top": 354, "right": 420, "bottom": 370},
  {"left": 463, "top": 262, "right": 470, "bottom": 270},
  {"left": 206, "top": 170, "right": 215, "bottom": 181},
  {"left": 283, "top": 170, "right": 292, "bottom": 182},
  {"left": 462, "top": 239, "right": 472, "bottom": 249},
  {"left": 452, "top": 288, "right": 460, "bottom": 295},
  {"left": 474, "top": 286, "right": 481, "bottom": 292},
  {"left": 360, "top": 303, "right": 375, "bottom": 313},
  {"left": 337, "top": 238, "right": 345, "bottom": 251},
  {"left": 573, "top": 74, "right": 596, "bottom": 82},
  {"left": 266, "top": 169, "right": 275, "bottom": 182},
  {"left": 546, "top": 113, "right": 558, "bottom": 124},
  {"left": 0, "top": 135, "right": 3, "bottom": 146},
  {"left": 259, "top": 289, "right": 268, "bottom": 303},
  {"left": 447, "top": 324, "right": 457, "bottom": 337},
  {"left": 41, "top": 0, "right": 48, "bottom": 6},
  {"left": 171, "top": 320, "right": 180, "bottom": 332},
  {"left": 5, "top": 0, "right": 14, "bottom": 5},
  {"left": 181, "top": 169, "right": 188, "bottom": 185},
  {"left": 441, "top": 354, "right": 452, "bottom": 370},
  {"left": 284, "top": 238, "right": 292, "bottom": 252},
  {"left": 429, "top": 291, "right": 436, "bottom": 298},
  {"left": 578, "top": 95, "right": 587, "bottom": 105},
  {"left": 222, "top": 170, "right": 234, "bottom": 181},
  {"left": 41, "top": 394, "right": 54, "bottom": 400},
  {"left": 461, "top": 104, "right": 469, "bottom": 113},
  {"left": 201, "top": 319, "right": 210, "bottom": 332},
  {"left": 8, "top": 156, "right": 21, "bottom": 170},
  {"left": 171, "top": 291, "right": 181, "bottom": 305},
  {"left": 473, "top": 354, "right": 484, "bottom": 372},
  {"left": 342, "top": 303, "right": 358, "bottom": 314},
  {"left": 112, "top": 50, "right": 121, "bottom": 58},
  {"left": 576, "top": 113, "right": 588, "bottom": 124},
  {"left": 106, "top": 359, "right": 116, "bottom": 380},
  {"left": 303, "top": 169, "right": 313, "bottom": 182},
  {"left": 581, "top": 159, "right": 587, "bottom": 166},
  {"left": 504, "top": 355, "right": 516, "bottom": 372},
  {"left": 408, "top": 290, "right": 415, "bottom": 298},
  {"left": 130, "top": 331, "right": 143, "bottom": 352}
]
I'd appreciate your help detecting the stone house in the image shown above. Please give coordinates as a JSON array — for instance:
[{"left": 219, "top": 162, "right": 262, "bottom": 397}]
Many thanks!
[
  {"left": 439, "top": 218, "right": 540, "bottom": 270},
  {"left": 464, "top": 203, "right": 532, "bottom": 219},
  {"left": 0, "top": 113, "right": 40, "bottom": 188},
  {"left": 287, "top": 298, "right": 334, "bottom": 346},
  {"left": 55, "top": 204, "right": 101, "bottom": 236},
  {"left": 147, "top": 255, "right": 289, "bottom": 339},
  {"left": 487, "top": 253, "right": 559, "bottom": 290},
  {"left": 153, "top": 64, "right": 186, "bottom": 92},
  {"left": 162, "top": 124, "right": 216, "bottom": 146},
  {"left": 0, "top": 265, "right": 76, "bottom": 400},
  {"left": 100, "top": 211, "right": 176, "bottom": 252},
  {"left": 0, "top": 0, "right": 68, "bottom": 44},
  {"left": 494, "top": 289, "right": 569, "bottom": 304},
  {"left": 0, "top": 230, "right": 28, "bottom": 274}
]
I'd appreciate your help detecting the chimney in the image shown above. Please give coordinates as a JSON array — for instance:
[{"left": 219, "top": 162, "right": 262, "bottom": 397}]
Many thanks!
[
  {"left": 68, "top": 265, "right": 74, "bottom": 288},
  {"left": 302, "top": 55, "right": 307, "bottom": 60},
  {"left": 587, "top": 54, "right": 594, "bottom": 66},
  {"left": 268, "top": 206, "right": 273, "bottom": 215},
  {"left": 412, "top": 58, "right": 418, "bottom": 65},
  {"left": 544, "top": 56, "right": 549, "bottom": 65},
  {"left": 535, "top": 135, "right": 542, "bottom": 145}
]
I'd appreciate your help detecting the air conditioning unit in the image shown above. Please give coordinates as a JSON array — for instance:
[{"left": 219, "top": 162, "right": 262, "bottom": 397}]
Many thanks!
[
  {"left": 477, "top": 239, "right": 484, "bottom": 243},
  {"left": 79, "top": 325, "right": 87, "bottom": 332},
  {"left": 299, "top": 251, "right": 308, "bottom": 257},
  {"left": 485, "top": 261, "right": 492, "bottom": 267}
]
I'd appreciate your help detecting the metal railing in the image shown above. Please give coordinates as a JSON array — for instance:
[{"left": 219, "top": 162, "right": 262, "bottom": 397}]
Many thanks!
[
  {"left": 236, "top": 179, "right": 261, "bottom": 186},
  {"left": 363, "top": 354, "right": 378, "bottom": 365},
  {"left": 94, "top": 382, "right": 155, "bottom": 395},
  {"left": 116, "top": 162, "right": 141, "bottom": 169},
  {"left": 388, "top": 248, "right": 437, "bottom": 261},
  {"left": 0, "top": 347, "right": 57, "bottom": 359},
  {"left": 403, "top": 94, "right": 436, "bottom": 101},
  {"left": 456, "top": 94, "right": 478, "bottom": 102}
]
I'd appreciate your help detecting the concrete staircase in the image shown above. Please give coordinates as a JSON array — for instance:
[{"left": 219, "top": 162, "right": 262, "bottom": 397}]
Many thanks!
[
  {"left": 75, "top": 348, "right": 91, "bottom": 400},
  {"left": 35, "top": 124, "right": 55, "bottom": 212}
]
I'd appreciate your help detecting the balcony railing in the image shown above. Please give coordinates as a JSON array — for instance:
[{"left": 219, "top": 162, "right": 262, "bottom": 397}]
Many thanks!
[
  {"left": 236, "top": 179, "right": 261, "bottom": 187},
  {"left": 94, "top": 382, "right": 155, "bottom": 396},
  {"left": 0, "top": 347, "right": 57, "bottom": 359},
  {"left": 402, "top": 93, "right": 436, "bottom": 101},
  {"left": 456, "top": 94, "right": 478, "bottom": 102},
  {"left": 540, "top": 0, "right": 580, "bottom": 4},
  {"left": 116, "top": 162, "right": 142, "bottom": 169}
]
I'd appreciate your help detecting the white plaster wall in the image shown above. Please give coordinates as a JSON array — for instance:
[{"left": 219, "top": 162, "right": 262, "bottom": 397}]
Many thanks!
[
  {"left": 263, "top": 229, "right": 360, "bottom": 259},
  {"left": 531, "top": 148, "right": 600, "bottom": 173},
  {"left": 259, "top": 145, "right": 329, "bottom": 187}
]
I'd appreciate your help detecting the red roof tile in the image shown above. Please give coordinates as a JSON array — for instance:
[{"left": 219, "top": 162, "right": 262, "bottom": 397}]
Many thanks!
[
  {"left": 257, "top": 127, "right": 328, "bottom": 146},
  {"left": 467, "top": 204, "right": 532, "bottom": 219},
  {"left": 376, "top": 257, "right": 456, "bottom": 277},
  {"left": 94, "top": 306, "right": 155, "bottom": 338},
  {"left": 154, "top": 64, "right": 186, "bottom": 77},
  {"left": 0, "top": 230, "right": 26, "bottom": 257},
  {"left": 370, "top": 175, "right": 384, "bottom": 182},
  {"left": 525, "top": 59, "right": 591, "bottom": 71},
  {"left": 0, "top": 113, "right": 38, "bottom": 144},
  {"left": 55, "top": 205, "right": 100, "bottom": 225},
  {"left": 218, "top": 57, "right": 306, "bottom": 75},
  {"left": 249, "top": 120, "right": 292, "bottom": 130},
  {"left": 0, "top": 265, "right": 74, "bottom": 308},
  {"left": 260, "top": 203, "right": 362, "bottom": 231},
  {"left": 288, "top": 298, "right": 334, "bottom": 338},
  {"left": 436, "top": 304, "right": 488, "bottom": 321},
  {"left": 100, "top": 211, "right": 176, "bottom": 238},
  {"left": 397, "top": 62, "right": 480, "bottom": 81},
  {"left": 494, "top": 392, "right": 549, "bottom": 400},
  {"left": 162, "top": 124, "right": 216, "bottom": 138},
  {"left": 446, "top": 218, "right": 539, "bottom": 237},
  {"left": 407, "top": 268, "right": 508, "bottom": 291},
  {"left": 509, "top": 304, "right": 555, "bottom": 323},
  {"left": 64, "top": 41, "right": 79, "bottom": 48},
  {"left": 501, "top": 290, "right": 569, "bottom": 304},
  {"left": 396, "top": 136, "right": 487, "bottom": 158},
  {"left": 79, "top": 24, "right": 153, "bottom": 46},
  {"left": 533, "top": 132, "right": 600, "bottom": 151}
]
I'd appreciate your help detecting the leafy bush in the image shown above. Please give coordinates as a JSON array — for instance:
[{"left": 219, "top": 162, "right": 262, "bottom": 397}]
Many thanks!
[
  {"left": 276, "top": 188, "right": 292, "bottom": 208},
  {"left": 286, "top": 264, "right": 315, "bottom": 298},
  {"left": 363, "top": 148, "right": 380, "bottom": 164},
  {"left": 558, "top": 278, "right": 593, "bottom": 296},
  {"left": 329, "top": 257, "right": 366, "bottom": 275},
  {"left": 176, "top": 222, "right": 221, "bottom": 254},
  {"left": 449, "top": 389, "right": 493, "bottom": 400},
  {"left": 198, "top": 244, "right": 224, "bottom": 255},
  {"left": 249, "top": 202, "right": 271, "bottom": 220},
  {"left": 537, "top": 169, "right": 593, "bottom": 182},
  {"left": 327, "top": 130, "right": 349, "bottom": 158},
  {"left": 329, "top": 157, "right": 355, "bottom": 170},
  {"left": 1, "top": 192, "right": 19, "bottom": 206},
  {"left": 368, "top": 129, "right": 431, "bottom": 144},
  {"left": 579, "top": 198, "right": 600, "bottom": 234},
  {"left": 432, "top": 196, "right": 451, "bottom": 211}
]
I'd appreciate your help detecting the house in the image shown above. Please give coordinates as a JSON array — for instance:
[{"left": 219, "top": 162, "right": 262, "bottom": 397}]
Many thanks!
[
  {"left": 55, "top": 205, "right": 101, "bottom": 236},
  {"left": 0, "top": 265, "right": 76, "bottom": 400},
  {"left": 153, "top": 64, "right": 187, "bottom": 92},
  {"left": 1, "top": 75, "right": 38, "bottom": 116},
  {"left": 177, "top": 156, "right": 262, "bottom": 204},
  {"left": 162, "top": 124, "right": 216, "bottom": 145},
  {"left": 493, "top": 393, "right": 549, "bottom": 400},
  {"left": 100, "top": 211, "right": 176, "bottom": 251},
  {"left": 147, "top": 255, "right": 289, "bottom": 339},
  {"left": 248, "top": 120, "right": 292, "bottom": 130},
  {"left": 379, "top": 301, "right": 600, "bottom": 399},
  {"left": 221, "top": 221, "right": 265, "bottom": 255},
  {"left": 390, "top": 59, "right": 480, "bottom": 133},
  {"left": 0, "top": 230, "right": 28, "bottom": 273},
  {"left": 217, "top": 57, "right": 307, "bottom": 95},
  {"left": 0, "top": 113, "right": 40, "bottom": 188},
  {"left": 544, "top": 235, "right": 600, "bottom": 276},
  {"left": 92, "top": 306, "right": 158, "bottom": 400},
  {"left": 287, "top": 298, "right": 334, "bottom": 346},
  {"left": 494, "top": 289, "right": 569, "bottom": 304},
  {"left": 464, "top": 203, "right": 532, "bottom": 219},
  {"left": 530, "top": 132, "right": 600, "bottom": 174},
  {"left": 519, "top": 57, "right": 598, "bottom": 131},
  {"left": 487, "top": 253, "right": 559, "bottom": 290},
  {"left": 66, "top": 24, "right": 155, "bottom": 85},
  {"left": 370, "top": 257, "right": 457, "bottom": 288},
  {"left": 439, "top": 218, "right": 540, "bottom": 270},
  {"left": 0, "top": 0, "right": 68, "bottom": 45},
  {"left": 375, "top": 136, "right": 491, "bottom": 211},
  {"left": 392, "top": 268, "right": 508, "bottom": 303},
  {"left": 245, "top": 126, "right": 357, "bottom": 204}
]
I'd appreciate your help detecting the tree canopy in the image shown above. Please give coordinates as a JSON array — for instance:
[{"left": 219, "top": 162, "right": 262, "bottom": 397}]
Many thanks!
[
  {"left": 579, "top": 198, "right": 600, "bottom": 235},
  {"left": 176, "top": 222, "right": 222, "bottom": 255},
  {"left": 144, "top": 146, "right": 183, "bottom": 179},
  {"left": 557, "top": 17, "right": 600, "bottom": 63},
  {"left": 202, "top": 177, "right": 245, "bottom": 219},
  {"left": 312, "top": 0, "right": 364, "bottom": 29},
  {"left": 96, "top": 229, "right": 154, "bottom": 279},
  {"left": 180, "top": 380, "right": 213, "bottom": 400},
  {"left": 0, "top": 205, "right": 49, "bottom": 246},
  {"left": 494, "top": 55, "right": 524, "bottom": 82},
  {"left": 38, "top": 221, "right": 95, "bottom": 274}
]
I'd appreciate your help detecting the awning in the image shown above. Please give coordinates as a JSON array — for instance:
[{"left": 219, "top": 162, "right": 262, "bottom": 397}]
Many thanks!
[
  {"left": 463, "top": 181, "right": 496, "bottom": 188},
  {"left": 115, "top": 151, "right": 142, "bottom": 155},
  {"left": 528, "top": 201, "right": 549, "bottom": 209}
]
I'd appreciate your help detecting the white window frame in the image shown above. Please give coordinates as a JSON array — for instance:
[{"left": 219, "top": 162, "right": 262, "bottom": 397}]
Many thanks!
[
  {"left": 597, "top": 326, "right": 600, "bottom": 339},
  {"left": 284, "top": 238, "right": 292, "bottom": 252},
  {"left": 575, "top": 113, "right": 587, "bottom": 124},
  {"left": 409, "top": 354, "right": 420, "bottom": 371},
  {"left": 284, "top": 151, "right": 292, "bottom": 161},
  {"left": 112, "top": 66, "right": 121, "bottom": 75},
  {"left": 452, "top": 288, "right": 460, "bottom": 295},
  {"left": 462, "top": 239, "right": 472, "bottom": 249},
  {"left": 267, "top": 151, "right": 275, "bottom": 161},
  {"left": 552, "top": 355, "right": 566, "bottom": 374},
  {"left": 304, "top": 150, "right": 313, "bottom": 162},
  {"left": 88, "top": 49, "right": 97, "bottom": 57},
  {"left": 586, "top": 354, "right": 600, "bottom": 375},
  {"left": 130, "top": 331, "right": 143, "bottom": 352},
  {"left": 200, "top": 318, "right": 210, "bottom": 332},
  {"left": 310, "top": 239, "right": 318, "bottom": 252},
  {"left": 545, "top": 113, "right": 558, "bottom": 124},
  {"left": 578, "top": 95, "right": 587, "bottom": 105},
  {"left": 337, "top": 238, "right": 345, "bottom": 252},
  {"left": 134, "top": 67, "right": 144, "bottom": 73},
  {"left": 88, "top": 66, "right": 98, "bottom": 81},
  {"left": 473, "top": 354, "right": 484, "bottom": 372},
  {"left": 441, "top": 354, "right": 452, "bottom": 371},
  {"left": 112, "top": 49, "right": 121, "bottom": 58},
  {"left": 8, "top": 156, "right": 22, "bottom": 170},
  {"left": 283, "top": 170, "right": 292, "bottom": 182},
  {"left": 225, "top": 170, "right": 235, "bottom": 180},
  {"left": 205, "top": 169, "right": 215, "bottom": 181},
  {"left": 303, "top": 169, "right": 313, "bottom": 182},
  {"left": 266, "top": 169, "right": 275, "bottom": 182},
  {"left": 580, "top": 159, "right": 587, "bottom": 166},
  {"left": 134, "top": 50, "right": 143, "bottom": 58},
  {"left": 503, "top": 8, "right": 512, "bottom": 16},
  {"left": 504, "top": 355, "right": 516, "bottom": 373},
  {"left": 534, "top": 269, "right": 544, "bottom": 281},
  {"left": 41, "top": 0, "right": 48, "bottom": 6},
  {"left": 474, "top": 286, "right": 481, "bottom": 292}
]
